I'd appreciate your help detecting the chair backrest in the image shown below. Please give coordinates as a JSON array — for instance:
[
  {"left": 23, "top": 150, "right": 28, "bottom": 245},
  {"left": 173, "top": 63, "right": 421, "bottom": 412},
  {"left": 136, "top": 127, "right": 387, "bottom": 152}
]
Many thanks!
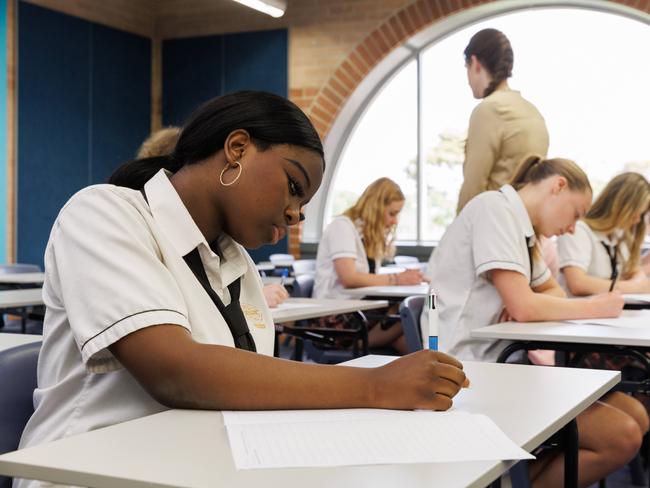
[
  {"left": 0, "top": 264, "right": 41, "bottom": 274},
  {"left": 0, "top": 341, "right": 41, "bottom": 455},
  {"left": 393, "top": 255, "right": 419, "bottom": 266},
  {"left": 291, "top": 274, "right": 314, "bottom": 298},
  {"left": 291, "top": 259, "right": 316, "bottom": 276},
  {"left": 399, "top": 296, "right": 425, "bottom": 353}
]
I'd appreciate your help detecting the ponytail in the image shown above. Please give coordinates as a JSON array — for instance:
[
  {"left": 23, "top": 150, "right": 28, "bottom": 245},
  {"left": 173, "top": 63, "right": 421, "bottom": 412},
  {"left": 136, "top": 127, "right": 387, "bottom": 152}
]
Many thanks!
[
  {"left": 108, "top": 154, "right": 183, "bottom": 190},
  {"left": 510, "top": 155, "right": 591, "bottom": 194}
]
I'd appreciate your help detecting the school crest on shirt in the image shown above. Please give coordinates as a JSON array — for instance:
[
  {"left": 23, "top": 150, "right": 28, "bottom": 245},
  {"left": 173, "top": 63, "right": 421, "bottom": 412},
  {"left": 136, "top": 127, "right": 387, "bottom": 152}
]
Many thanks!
[{"left": 241, "top": 303, "right": 266, "bottom": 329}]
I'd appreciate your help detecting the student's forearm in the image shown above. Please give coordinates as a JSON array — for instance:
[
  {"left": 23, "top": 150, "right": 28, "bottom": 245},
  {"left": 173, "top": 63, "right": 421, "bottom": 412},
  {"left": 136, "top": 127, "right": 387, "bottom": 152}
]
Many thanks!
[
  {"left": 568, "top": 273, "right": 650, "bottom": 295},
  {"left": 509, "top": 291, "right": 600, "bottom": 322},
  {"left": 339, "top": 271, "right": 392, "bottom": 288},
  {"left": 112, "top": 326, "right": 374, "bottom": 410},
  {"left": 164, "top": 345, "right": 376, "bottom": 410}
]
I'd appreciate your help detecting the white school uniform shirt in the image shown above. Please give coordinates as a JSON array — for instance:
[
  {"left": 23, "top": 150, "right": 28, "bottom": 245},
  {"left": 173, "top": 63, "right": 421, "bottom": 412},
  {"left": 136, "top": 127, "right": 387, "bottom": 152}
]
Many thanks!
[
  {"left": 313, "top": 215, "right": 370, "bottom": 299},
  {"left": 421, "top": 185, "right": 550, "bottom": 363},
  {"left": 16, "top": 170, "right": 274, "bottom": 485},
  {"left": 557, "top": 220, "right": 629, "bottom": 293}
]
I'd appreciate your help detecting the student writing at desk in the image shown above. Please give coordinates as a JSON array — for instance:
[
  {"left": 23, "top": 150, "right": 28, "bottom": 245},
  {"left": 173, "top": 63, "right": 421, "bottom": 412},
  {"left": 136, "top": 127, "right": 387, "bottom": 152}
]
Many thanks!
[
  {"left": 422, "top": 155, "right": 648, "bottom": 487},
  {"left": 313, "top": 178, "right": 425, "bottom": 354},
  {"left": 557, "top": 172, "right": 650, "bottom": 375},
  {"left": 558, "top": 172, "right": 650, "bottom": 295},
  {"left": 15, "top": 92, "right": 468, "bottom": 488}
]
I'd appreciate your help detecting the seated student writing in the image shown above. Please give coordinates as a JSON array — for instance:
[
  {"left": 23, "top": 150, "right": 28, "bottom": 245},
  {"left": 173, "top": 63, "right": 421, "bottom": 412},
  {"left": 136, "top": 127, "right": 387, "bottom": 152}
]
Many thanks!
[
  {"left": 422, "top": 155, "right": 648, "bottom": 487},
  {"left": 137, "top": 125, "right": 289, "bottom": 308},
  {"left": 314, "top": 178, "right": 425, "bottom": 354},
  {"left": 16, "top": 92, "right": 468, "bottom": 488},
  {"left": 557, "top": 172, "right": 650, "bottom": 295}
]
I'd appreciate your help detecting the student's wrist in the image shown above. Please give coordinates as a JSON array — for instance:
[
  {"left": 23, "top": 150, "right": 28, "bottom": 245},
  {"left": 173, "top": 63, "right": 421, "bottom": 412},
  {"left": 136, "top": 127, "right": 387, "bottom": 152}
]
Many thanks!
[{"left": 387, "top": 273, "right": 398, "bottom": 286}]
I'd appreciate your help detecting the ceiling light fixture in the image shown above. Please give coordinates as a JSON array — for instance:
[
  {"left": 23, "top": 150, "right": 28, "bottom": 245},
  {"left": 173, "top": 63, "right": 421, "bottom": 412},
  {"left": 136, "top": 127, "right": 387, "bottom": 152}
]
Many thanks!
[{"left": 231, "top": 0, "right": 287, "bottom": 18}]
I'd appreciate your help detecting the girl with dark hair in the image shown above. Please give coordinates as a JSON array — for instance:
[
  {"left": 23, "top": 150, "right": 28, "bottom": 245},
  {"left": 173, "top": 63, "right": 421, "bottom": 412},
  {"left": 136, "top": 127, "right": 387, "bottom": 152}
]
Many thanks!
[
  {"left": 456, "top": 28, "right": 550, "bottom": 213},
  {"left": 424, "top": 155, "right": 648, "bottom": 486},
  {"left": 15, "top": 92, "right": 467, "bottom": 484}
]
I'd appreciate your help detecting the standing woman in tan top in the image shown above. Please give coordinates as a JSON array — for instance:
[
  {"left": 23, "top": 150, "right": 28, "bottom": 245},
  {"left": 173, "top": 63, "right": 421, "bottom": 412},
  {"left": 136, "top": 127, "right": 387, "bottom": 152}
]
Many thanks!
[{"left": 457, "top": 28, "right": 550, "bottom": 213}]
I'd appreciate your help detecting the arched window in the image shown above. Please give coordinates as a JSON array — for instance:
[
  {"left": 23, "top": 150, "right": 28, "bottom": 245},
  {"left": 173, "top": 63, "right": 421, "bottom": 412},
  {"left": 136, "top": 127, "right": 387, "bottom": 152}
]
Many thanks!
[{"left": 308, "top": 6, "right": 650, "bottom": 245}]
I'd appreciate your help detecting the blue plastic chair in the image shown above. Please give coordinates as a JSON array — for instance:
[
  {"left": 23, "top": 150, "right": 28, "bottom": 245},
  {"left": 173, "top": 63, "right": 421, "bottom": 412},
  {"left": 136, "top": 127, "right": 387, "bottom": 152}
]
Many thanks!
[
  {"left": 0, "top": 341, "right": 41, "bottom": 488},
  {"left": 398, "top": 295, "right": 425, "bottom": 353}
]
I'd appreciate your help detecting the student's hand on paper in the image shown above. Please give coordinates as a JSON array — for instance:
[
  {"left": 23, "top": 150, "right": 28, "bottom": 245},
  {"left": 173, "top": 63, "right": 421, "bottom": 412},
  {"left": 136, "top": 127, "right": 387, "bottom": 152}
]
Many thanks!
[
  {"left": 370, "top": 350, "right": 470, "bottom": 411},
  {"left": 497, "top": 307, "right": 513, "bottom": 323},
  {"left": 396, "top": 269, "right": 426, "bottom": 285},
  {"left": 263, "top": 283, "right": 289, "bottom": 308},
  {"left": 589, "top": 291, "right": 624, "bottom": 318}
]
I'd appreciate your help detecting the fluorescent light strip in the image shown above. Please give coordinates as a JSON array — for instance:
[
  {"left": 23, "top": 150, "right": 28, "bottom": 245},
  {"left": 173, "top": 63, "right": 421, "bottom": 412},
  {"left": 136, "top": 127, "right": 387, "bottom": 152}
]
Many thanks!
[{"left": 231, "top": 0, "right": 286, "bottom": 18}]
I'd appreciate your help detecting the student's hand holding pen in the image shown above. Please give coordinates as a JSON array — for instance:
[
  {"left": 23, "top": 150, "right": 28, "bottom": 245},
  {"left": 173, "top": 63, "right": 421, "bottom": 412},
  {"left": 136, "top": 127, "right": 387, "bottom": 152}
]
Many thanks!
[
  {"left": 394, "top": 269, "right": 428, "bottom": 285},
  {"left": 262, "top": 283, "right": 289, "bottom": 308},
  {"left": 588, "top": 290, "right": 624, "bottom": 318},
  {"left": 367, "top": 350, "right": 470, "bottom": 411}
]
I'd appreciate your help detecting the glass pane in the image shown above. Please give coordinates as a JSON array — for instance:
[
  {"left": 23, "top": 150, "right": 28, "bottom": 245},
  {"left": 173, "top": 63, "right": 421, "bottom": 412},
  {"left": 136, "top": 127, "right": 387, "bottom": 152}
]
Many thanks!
[{"left": 326, "top": 60, "right": 418, "bottom": 241}]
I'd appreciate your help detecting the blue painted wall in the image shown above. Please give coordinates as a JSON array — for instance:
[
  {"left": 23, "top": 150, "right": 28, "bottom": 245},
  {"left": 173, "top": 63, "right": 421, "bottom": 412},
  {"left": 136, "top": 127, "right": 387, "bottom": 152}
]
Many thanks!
[
  {"left": 17, "top": 2, "right": 150, "bottom": 266},
  {"left": 163, "top": 29, "right": 289, "bottom": 262},
  {"left": 0, "top": 0, "right": 7, "bottom": 264}
]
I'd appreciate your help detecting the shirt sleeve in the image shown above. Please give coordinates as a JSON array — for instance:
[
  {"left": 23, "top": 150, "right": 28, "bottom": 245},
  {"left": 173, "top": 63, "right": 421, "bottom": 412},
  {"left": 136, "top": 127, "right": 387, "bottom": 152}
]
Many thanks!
[
  {"left": 472, "top": 198, "right": 528, "bottom": 279},
  {"left": 324, "top": 218, "right": 361, "bottom": 261},
  {"left": 557, "top": 223, "right": 593, "bottom": 271},
  {"left": 457, "top": 101, "right": 501, "bottom": 213},
  {"left": 48, "top": 187, "right": 191, "bottom": 371}
]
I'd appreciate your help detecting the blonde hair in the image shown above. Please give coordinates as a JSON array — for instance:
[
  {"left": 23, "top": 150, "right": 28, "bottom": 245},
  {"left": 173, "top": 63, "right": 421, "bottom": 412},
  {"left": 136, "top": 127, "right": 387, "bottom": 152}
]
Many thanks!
[
  {"left": 136, "top": 127, "right": 181, "bottom": 158},
  {"left": 510, "top": 155, "right": 592, "bottom": 261},
  {"left": 343, "top": 177, "right": 405, "bottom": 264},
  {"left": 584, "top": 172, "right": 650, "bottom": 278}
]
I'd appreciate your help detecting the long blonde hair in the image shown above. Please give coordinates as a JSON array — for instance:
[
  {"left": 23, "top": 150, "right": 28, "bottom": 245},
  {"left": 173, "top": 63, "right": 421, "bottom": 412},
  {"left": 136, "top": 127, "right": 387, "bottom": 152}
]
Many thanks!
[
  {"left": 343, "top": 177, "right": 404, "bottom": 263},
  {"left": 584, "top": 172, "right": 650, "bottom": 278},
  {"left": 510, "top": 155, "right": 592, "bottom": 261}
]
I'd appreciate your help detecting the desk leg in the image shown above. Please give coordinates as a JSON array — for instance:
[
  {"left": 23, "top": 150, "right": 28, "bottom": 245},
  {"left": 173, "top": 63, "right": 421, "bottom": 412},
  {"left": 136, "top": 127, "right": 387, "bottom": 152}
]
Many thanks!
[{"left": 562, "top": 419, "right": 579, "bottom": 488}]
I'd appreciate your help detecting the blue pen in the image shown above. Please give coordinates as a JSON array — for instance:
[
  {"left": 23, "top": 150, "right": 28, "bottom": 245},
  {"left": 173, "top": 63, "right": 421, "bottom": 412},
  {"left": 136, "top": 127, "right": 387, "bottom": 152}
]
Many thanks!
[{"left": 428, "top": 292, "right": 438, "bottom": 351}]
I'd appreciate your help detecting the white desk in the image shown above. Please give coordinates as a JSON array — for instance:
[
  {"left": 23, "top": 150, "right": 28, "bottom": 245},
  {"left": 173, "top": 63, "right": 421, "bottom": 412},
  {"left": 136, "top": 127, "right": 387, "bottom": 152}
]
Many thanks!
[
  {"left": 271, "top": 298, "right": 388, "bottom": 323},
  {"left": 0, "top": 289, "right": 44, "bottom": 309},
  {"left": 344, "top": 283, "right": 429, "bottom": 299},
  {"left": 471, "top": 321, "right": 650, "bottom": 349},
  {"left": 0, "top": 333, "right": 41, "bottom": 352},
  {"left": 0, "top": 357, "right": 618, "bottom": 488},
  {"left": 0, "top": 273, "right": 44, "bottom": 285}
]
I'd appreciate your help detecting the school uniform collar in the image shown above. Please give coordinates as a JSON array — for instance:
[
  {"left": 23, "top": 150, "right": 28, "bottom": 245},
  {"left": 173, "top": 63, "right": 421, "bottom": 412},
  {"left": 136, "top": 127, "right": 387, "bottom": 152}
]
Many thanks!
[
  {"left": 143, "top": 169, "right": 248, "bottom": 287},
  {"left": 499, "top": 184, "right": 536, "bottom": 246},
  {"left": 591, "top": 226, "right": 622, "bottom": 247}
]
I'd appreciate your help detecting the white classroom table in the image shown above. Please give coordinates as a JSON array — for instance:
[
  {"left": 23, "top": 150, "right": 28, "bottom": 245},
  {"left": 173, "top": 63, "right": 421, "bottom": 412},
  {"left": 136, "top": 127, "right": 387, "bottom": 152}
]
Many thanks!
[
  {"left": 0, "top": 289, "right": 44, "bottom": 309},
  {"left": 0, "top": 333, "right": 41, "bottom": 352},
  {"left": 344, "top": 283, "right": 429, "bottom": 299},
  {"left": 271, "top": 297, "right": 388, "bottom": 323},
  {"left": 0, "top": 273, "right": 44, "bottom": 285},
  {"left": 471, "top": 320, "right": 650, "bottom": 349},
  {"left": 0, "top": 356, "right": 619, "bottom": 488}
]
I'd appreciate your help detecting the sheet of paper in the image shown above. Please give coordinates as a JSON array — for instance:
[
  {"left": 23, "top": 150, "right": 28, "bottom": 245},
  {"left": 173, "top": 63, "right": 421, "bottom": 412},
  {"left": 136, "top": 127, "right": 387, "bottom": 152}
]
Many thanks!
[
  {"left": 568, "top": 309, "right": 650, "bottom": 328},
  {"left": 623, "top": 293, "right": 650, "bottom": 304},
  {"left": 222, "top": 409, "right": 533, "bottom": 469}
]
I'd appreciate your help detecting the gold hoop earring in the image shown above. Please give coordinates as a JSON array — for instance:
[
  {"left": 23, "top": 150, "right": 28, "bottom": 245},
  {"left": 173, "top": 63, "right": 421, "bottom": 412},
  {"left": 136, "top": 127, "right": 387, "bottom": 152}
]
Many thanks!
[{"left": 220, "top": 161, "right": 242, "bottom": 187}]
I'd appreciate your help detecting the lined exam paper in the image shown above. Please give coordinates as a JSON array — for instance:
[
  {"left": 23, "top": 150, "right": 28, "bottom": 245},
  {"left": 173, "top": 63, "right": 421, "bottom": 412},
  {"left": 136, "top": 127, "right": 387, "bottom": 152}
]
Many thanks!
[{"left": 222, "top": 409, "right": 533, "bottom": 469}]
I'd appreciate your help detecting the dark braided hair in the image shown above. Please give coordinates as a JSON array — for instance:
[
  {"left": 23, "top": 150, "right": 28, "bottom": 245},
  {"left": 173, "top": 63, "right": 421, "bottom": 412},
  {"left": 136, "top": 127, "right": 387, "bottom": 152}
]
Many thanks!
[{"left": 464, "top": 28, "right": 513, "bottom": 98}]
